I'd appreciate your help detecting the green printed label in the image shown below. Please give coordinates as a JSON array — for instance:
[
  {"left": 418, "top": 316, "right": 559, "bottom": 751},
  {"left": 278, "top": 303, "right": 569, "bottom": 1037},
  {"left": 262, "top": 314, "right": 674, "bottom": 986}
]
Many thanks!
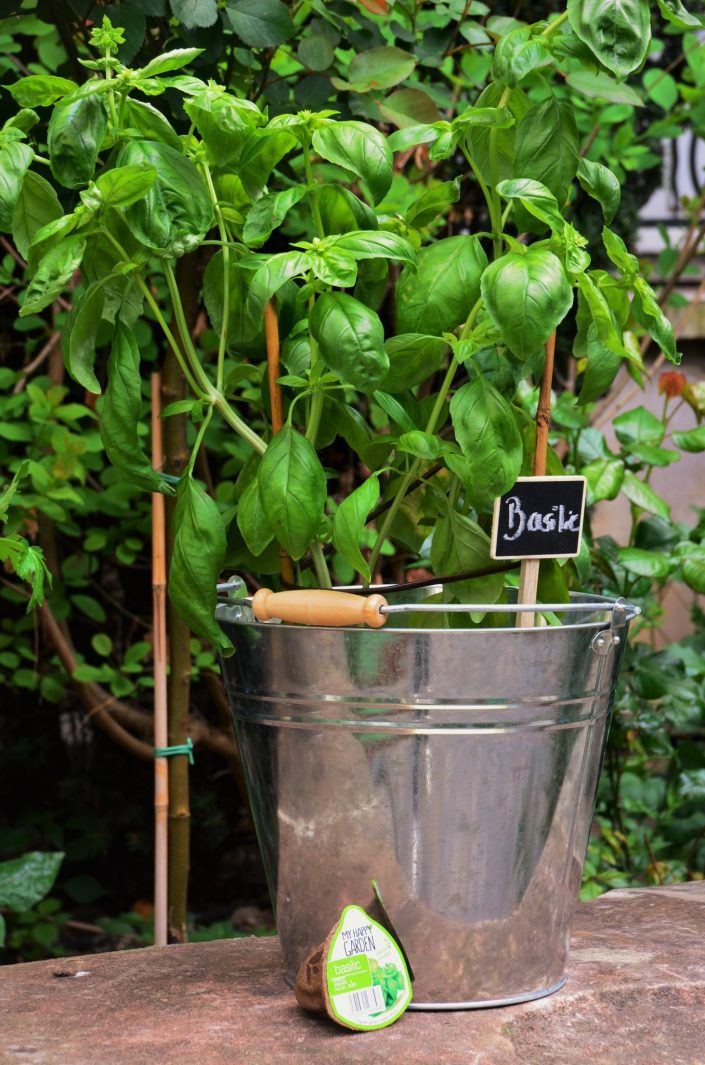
[{"left": 325, "top": 905, "right": 412, "bottom": 1031}]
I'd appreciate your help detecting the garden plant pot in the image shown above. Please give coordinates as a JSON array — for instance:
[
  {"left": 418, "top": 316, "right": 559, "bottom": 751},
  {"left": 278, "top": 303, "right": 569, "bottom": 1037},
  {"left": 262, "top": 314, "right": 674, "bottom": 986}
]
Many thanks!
[{"left": 216, "top": 587, "right": 638, "bottom": 1010}]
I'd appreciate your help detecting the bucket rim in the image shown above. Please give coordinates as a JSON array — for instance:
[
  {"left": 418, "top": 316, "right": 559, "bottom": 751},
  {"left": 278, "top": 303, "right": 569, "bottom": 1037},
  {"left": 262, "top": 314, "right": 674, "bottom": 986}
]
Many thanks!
[{"left": 215, "top": 586, "right": 639, "bottom": 634}]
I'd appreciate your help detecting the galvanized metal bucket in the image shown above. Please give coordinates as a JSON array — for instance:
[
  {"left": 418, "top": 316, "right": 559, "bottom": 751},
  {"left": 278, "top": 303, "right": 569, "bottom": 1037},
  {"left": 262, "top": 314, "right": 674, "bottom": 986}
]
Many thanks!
[{"left": 216, "top": 586, "right": 638, "bottom": 1010}]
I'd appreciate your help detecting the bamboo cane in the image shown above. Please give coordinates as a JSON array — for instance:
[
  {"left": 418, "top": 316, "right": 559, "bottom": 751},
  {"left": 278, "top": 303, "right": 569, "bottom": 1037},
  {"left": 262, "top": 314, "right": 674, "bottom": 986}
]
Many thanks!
[
  {"left": 264, "top": 299, "right": 295, "bottom": 588},
  {"left": 517, "top": 331, "right": 556, "bottom": 628},
  {"left": 151, "top": 372, "right": 169, "bottom": 947}
]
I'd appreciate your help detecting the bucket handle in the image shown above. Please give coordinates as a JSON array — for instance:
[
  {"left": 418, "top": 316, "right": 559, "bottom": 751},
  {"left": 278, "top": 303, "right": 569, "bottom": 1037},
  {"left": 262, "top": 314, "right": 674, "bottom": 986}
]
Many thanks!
[{"left": 216, "top": 579, "right": 639, "bottom": 630}]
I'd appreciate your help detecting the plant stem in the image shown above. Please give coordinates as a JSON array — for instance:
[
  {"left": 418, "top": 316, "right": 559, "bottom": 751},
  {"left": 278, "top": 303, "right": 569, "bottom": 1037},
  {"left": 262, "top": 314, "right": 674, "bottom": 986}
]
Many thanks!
[
  {"left": 310, "top": 541, "right": 332, "bottom": 588},
  {"left": 302, "top": 136, "right": 326, "bottom": 239},
  {"left": 200, "top": 160, "right": 230, "bottom": 390},
  {"left": 540, "top": 9, "right": 569, "bottom": 36},
  {"left": 305, "top": 293, "right": 324, "bottom": 445},
  {"left": 488, "top": 86, "right": 512, "bottom": 258},
  {"left": 163, "top": 260, "right": 213, "bottom": 396}
]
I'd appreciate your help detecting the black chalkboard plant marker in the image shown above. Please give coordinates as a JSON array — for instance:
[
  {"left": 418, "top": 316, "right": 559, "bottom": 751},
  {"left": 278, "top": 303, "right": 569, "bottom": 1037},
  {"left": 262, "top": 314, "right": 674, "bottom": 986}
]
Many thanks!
[{"left": 517, "top": 331, "right": 556, "bottom": 628}]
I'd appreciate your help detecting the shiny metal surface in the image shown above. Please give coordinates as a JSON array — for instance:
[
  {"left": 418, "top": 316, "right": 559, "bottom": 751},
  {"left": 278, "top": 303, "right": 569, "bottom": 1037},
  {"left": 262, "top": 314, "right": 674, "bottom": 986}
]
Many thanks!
[{"left": 216, "top": 590, "right": 634, "bottom": 1009}]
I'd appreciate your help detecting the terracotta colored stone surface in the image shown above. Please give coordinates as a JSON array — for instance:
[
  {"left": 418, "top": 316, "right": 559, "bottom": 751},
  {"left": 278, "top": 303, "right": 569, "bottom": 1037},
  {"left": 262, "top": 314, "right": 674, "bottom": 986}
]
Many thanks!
[{"left": 1, "top": 883, "right": 704, "bottom": 1065}]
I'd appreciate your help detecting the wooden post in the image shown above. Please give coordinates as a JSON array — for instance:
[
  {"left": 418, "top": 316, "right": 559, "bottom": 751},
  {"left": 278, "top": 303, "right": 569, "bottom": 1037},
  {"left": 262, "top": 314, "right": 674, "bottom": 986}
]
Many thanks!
[
  {"left": 517, "top": 331, "right": 557, "bottom": 628},
  {"left": 151, "top": 373, "right": 169, "bottom": 947},
  {"left": 264, "top": 299, "right": 295, "bottom": 588}
]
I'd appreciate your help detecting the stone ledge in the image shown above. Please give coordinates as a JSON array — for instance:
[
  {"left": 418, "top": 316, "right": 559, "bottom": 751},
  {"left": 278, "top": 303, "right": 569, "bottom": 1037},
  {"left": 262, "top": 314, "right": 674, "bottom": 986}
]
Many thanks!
[{"left": 1, "top": 882, "right": 704, "bottom": 1065}]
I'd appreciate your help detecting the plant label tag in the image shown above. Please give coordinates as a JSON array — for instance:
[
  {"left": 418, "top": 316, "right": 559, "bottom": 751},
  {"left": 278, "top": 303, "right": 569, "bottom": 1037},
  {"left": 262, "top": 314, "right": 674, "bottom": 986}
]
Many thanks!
[
  {"left": 490, "top": 476, "right": 586, "bottom": 560},
  {"left": 325, "top": 905, "right": 412, "bottom": 1031}
]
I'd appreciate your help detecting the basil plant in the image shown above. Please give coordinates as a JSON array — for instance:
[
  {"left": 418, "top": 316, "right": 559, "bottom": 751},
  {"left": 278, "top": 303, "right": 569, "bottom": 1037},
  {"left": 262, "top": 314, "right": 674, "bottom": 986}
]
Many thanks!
[{"left": 1, "top": 10, "right": 679, "bottom": 653}]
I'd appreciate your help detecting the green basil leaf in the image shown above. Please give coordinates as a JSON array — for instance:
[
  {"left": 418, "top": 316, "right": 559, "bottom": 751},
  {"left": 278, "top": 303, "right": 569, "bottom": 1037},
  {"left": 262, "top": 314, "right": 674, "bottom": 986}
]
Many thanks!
[
  {"left": 95, "top": 164, "right": 158, "bottom": 209},
  {"left": 258, "top": 426, "right": 327, "bottom": 560},
  {"left": 627, "top": 443, "right": 679, "bottom": 466},
  {"left": 396, "top": 235, "right": 487, "bottom": 335},
  {"left": 307, "top": 245, "right": 358, "bottom": 287},
  {"left": 481, "top": 247, "right": 573, "bottom": 359},
  {"left": 379, "top": 334, "right": 448, "bottom": 393},
  {"left": 621, "top": 469, "right": 670, "bottom": 519},
  {"left": 330, "top": 400, "right": 373, "bottom": 458},
  {"left": 0, "top": 142, "right": 33, "bottom": 231},
  {"left": 48, "top": 92, "right": 108, "bottom": 189},
  {"left": 236, "top": 476, "right": 273, "bottom": 556},
  {"left": 643, "top": 68, "right": 679, "bottom": 111},
  {"left": 397, "top": 430, "right": 440, "bottom": 460},
  {"left": 406, "top": 178, "right": 460, "bottom": 228},
  {"left": 226, "top": 0, "right": 295, "bottom": 46},
  {"left": 512, "top": 95, "right": 579, "bottom": 204},
  {"left": 170, "top": 0, "right": 218, "bottom": 28},
  {"left": 0, "top": 851, "right": 64, "bottom": 912},
  {"left": 682, "top": 547, "right": 705, "bottom": 593},
  {"left": 496, "top": 177, "right": 565, "bottom": 233},
  {"left": 311, "top": 292, "right": 388, "bottom": 391},
  {"left": 430, "top": 510, "right": 504, "bottom": 606},
  {"left": 243, "top": 186, "right": 308, "bottom": 246},
  {"left": 11, "top": 171, "right": 62, "bottom": 259},
  {"left": 138, "top": 48, "right": 205, "bottom": 77},
  {"left": 565, "top": 70, "right": 644, "bottom": 106},
  {"left": 238, "top": 129, "right": 298, "bottom": 199},
  {"left": 63, "top": 279, "right": 109, "bottom": 393},
  {"left": 577, "top": 158, "right": 621, "bottom": 224},
  {"left": 203, "top": 250, "right": 261, "bottom": 347},
  {"left": 7, "top": 75, "right": 77, "bottom": 108},
  {"left": 373, "top": 390, "right": 417, "bottom": 434},
  {"left": 183, "top": 86, "right": 262, "bottom": 168},
  {"left": 567, "top": 0, "right": 651, "bottom": 78},
  {"left": 576, "top": 273, "right": 630, "bottom": 359},
  {"left": 452, "top": 105, "right": 515, "bottom": 133},
  {"left": 333, "top": 229, "right": 416, "bottom": 266},
  {"left": 312, "top": 121, "right": 392, "bottom": 205},
  {"left": 332, "top": 474, "right": 380, "bottom": 582},
  {"left": 388, "top": 123, "right": 442, "bottom": 152},
  {"left": 20, "top": 234, "right": 86, "bottom": 317},
  {"left": 492, "top": 26, "right": 550, "bottom": 87},
  {"left": 672, "top": 425, "right": 705, "bottom": 452},
  {"left": 657, "top": 0, "right": 705, "bottom": 29},
  {"left": 246, "top": 251, "right": 310, "bottom": 325},
  {"left": 578, "top": 327, "right": 622, "bottom": 404},
  {"left": 582, "top": 457, "right": 624, "bottom": 503},
  {"left": 601, "top": 226, "right": 639, "bottom": 279},
  {"left": 100, "top": 326, "right": 167, "bottom": 493},
  {"left": 116, "top": 140, "right": 212, "bottom": 256},
  {"left": 336, "top": 46, "right": 416, "bottom": 92},
  {"left": 123, "top": 99, "right": 182, "bottom": 150},
  {"left": 468, "top": 84, "right": 531, "bottom": 184},
  {"left": 632, "top": 278, "right": 680, "bottom": 364},
  {"left": 317, "top": 184, "right": 378, "bottom": 234},
  {"left": 169, "top": 476, "right": 232, "bottom": 653},
  {"left": 449, "top": 377, "right": 523, "bottom": 508}
]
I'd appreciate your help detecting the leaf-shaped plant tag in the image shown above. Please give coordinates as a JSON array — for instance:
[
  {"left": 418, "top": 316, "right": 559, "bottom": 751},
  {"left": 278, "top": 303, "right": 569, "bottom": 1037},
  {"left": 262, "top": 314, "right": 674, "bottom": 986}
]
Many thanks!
[{"left": 295, "top": 895, "right": 412, "bottom": 1031}]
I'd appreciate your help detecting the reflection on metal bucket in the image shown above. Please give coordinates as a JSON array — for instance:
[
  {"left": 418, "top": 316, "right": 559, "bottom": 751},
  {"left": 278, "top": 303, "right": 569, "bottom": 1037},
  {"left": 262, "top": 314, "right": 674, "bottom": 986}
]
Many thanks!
[{"left": 216, "top": 589, "right": 636, "bottom": 1009}]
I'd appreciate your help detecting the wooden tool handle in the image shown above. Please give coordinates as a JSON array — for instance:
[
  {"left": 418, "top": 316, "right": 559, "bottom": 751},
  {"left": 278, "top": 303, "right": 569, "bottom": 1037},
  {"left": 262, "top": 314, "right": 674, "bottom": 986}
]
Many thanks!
[{"left": 251, "top": 589, "right": 388, "bottom": 628}]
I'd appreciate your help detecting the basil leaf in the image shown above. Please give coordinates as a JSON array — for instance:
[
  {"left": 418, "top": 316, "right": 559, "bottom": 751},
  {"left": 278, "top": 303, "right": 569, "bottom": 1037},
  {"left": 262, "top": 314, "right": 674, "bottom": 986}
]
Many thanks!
[
  {"left": 602, "top": 226, "right": 639, "bottom": 279},
  {"left": 236, "top": 476, "right": 273, "bottom": 556},
  {"left": 373, "top": 390, "right": 417, "bottom": 434},
  {"left": 95, "top": 165, "right": 157, "bottom": 209},
  {"left": 317, "top": 184, "right": 378, "bottom": 234},
  {"left": 246, "top": 251, "right": 310, "bottom": 325},
  {"left": 657, "top": 0, "right": 705, "bottom": 28},
  {"left": 183, "top": 86, "right": 262, "bottom": 168},
  {"left": 48, "top": 92, "right": 107, "bottom": 189},
  {"left": 379, "top": 334, "right": 448, "bottom": 393},
  {"left": 0, "top": 142, "right": 33, "bottom": 231},
  {"left": 406, "top": 178, "right": 460, "bottom": 229},
  {"left": 578, "top": 327, "right": 622, "bottom": 404},
  {"left": 577, "top": 158, "right": 621, "bottom": 224},
  {"left": 312, "top": 121, "right": 392, "bottom": 205},
  {"left": 430, "top": 511, "right": 504, "bottom": 606},
  {"left": 63, "top": 279, "right": 109, "bottom": 393},
  {"left": 100, "top": 326, "right": 167, "bottom": 493},
  {"left": 238, "top": 129, "right": 298, "bottom": 199},
  {"left": 123, "top": 99, "right": 182, "bottom": 150},
  {"left": 512, "top": 95, "right": 579, "bottom": 205},
  {"left": 576, "top": 273, "right": 630, "bottom": 359},
  {"left": 258, "top": 427, "right": 327, "bottom": 560},
  {"left": 169, "top": 477, "right": 232, "bottom": 654},
  {"left": 11, "top": 171, "right": 62, "bottom": 259},
  {"left": 203, "top": 251, "right": 261, "bottom": 347},
  {"left": 481, "top": 247, "right": 573, "bottom": 359},
  {"left": 632, "top": 278, "right": 680, "bottom": 364},
  {"left": 333, "top": 229, "right": 416, "bottom": 266},
  {"left": 492, "top": 26, "right": 550, "bottom": 87},
  {"left": 225, "top": 0, "right": 295, "bottom": 45},
  {"left": 116, "top": 140, "right": 212, "bottom": 256},
  {"left": 468, "top": 84, "right": 531, "bottom": 184},
  {"left": 377, "top": 87, "right": 441, "bottom": 128},
  {"left": 243, "top": 186, "right": 308, "bottom": 246},
  {"left": 310, "top": 292, "right": 389, "bottom": 391},
  {"left": 496, "top": 178, "right": 565, "bottom": 233},
  {"left": 450, "top": 377, "right": 523, "bottom": 508},
  {"left": 567, "top": 0, "right": 651, "bottom": 78},
  {"left": 396, "top": 235, "right": 487, "bottom": 335},
  {"left": 333, "top": 474, "right": 380, "bottom": 582},
  {"left": 7, "top": 75, "right": 77, "bottom": 108},
  {"left": 566, "top": 70, "right": 644, "bottom": 106},
  {"left": 308, "top": 245, "right": 358, "bottom": 287},
  {"left": 138, "top": 48, "right": 204, "bottom": 77},
  {"left": 20, "top": 235, "right": 86, "bottom": 317},
  {"left": 170, "top": 0, "right": 218, "bottom": 28}
]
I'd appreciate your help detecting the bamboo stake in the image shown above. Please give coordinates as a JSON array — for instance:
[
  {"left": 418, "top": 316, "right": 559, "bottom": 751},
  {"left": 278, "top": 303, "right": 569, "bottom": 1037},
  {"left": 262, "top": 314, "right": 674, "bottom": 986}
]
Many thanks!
[
  {"left": 151, "top": 373, "right": 169, "bottom": 947},
  {"left": 517, "top": 331, "right": 556, "bottom": 628},
  {"left": 264, "top": 299, "right": 295, "bottom": 588}
]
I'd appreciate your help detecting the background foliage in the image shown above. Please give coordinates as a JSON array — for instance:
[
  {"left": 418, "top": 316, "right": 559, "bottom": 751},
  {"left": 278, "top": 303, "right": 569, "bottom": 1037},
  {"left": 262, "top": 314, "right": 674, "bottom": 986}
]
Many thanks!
[{"left": 1, "top": 0, "right": 704, "bottom": 959}]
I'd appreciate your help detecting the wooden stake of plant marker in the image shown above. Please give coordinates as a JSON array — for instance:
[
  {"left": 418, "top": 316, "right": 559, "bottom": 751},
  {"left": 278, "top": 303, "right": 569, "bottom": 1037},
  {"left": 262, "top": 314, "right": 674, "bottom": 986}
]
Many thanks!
[
  {"left": 517, "top": 331, "right": 557, "bottom": 629},
  {"left": 151, "top": 373, "right": 169, "bottom": 947},
  {"left": 264, "top": 299, "right": 295, "bottom": 588}
]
